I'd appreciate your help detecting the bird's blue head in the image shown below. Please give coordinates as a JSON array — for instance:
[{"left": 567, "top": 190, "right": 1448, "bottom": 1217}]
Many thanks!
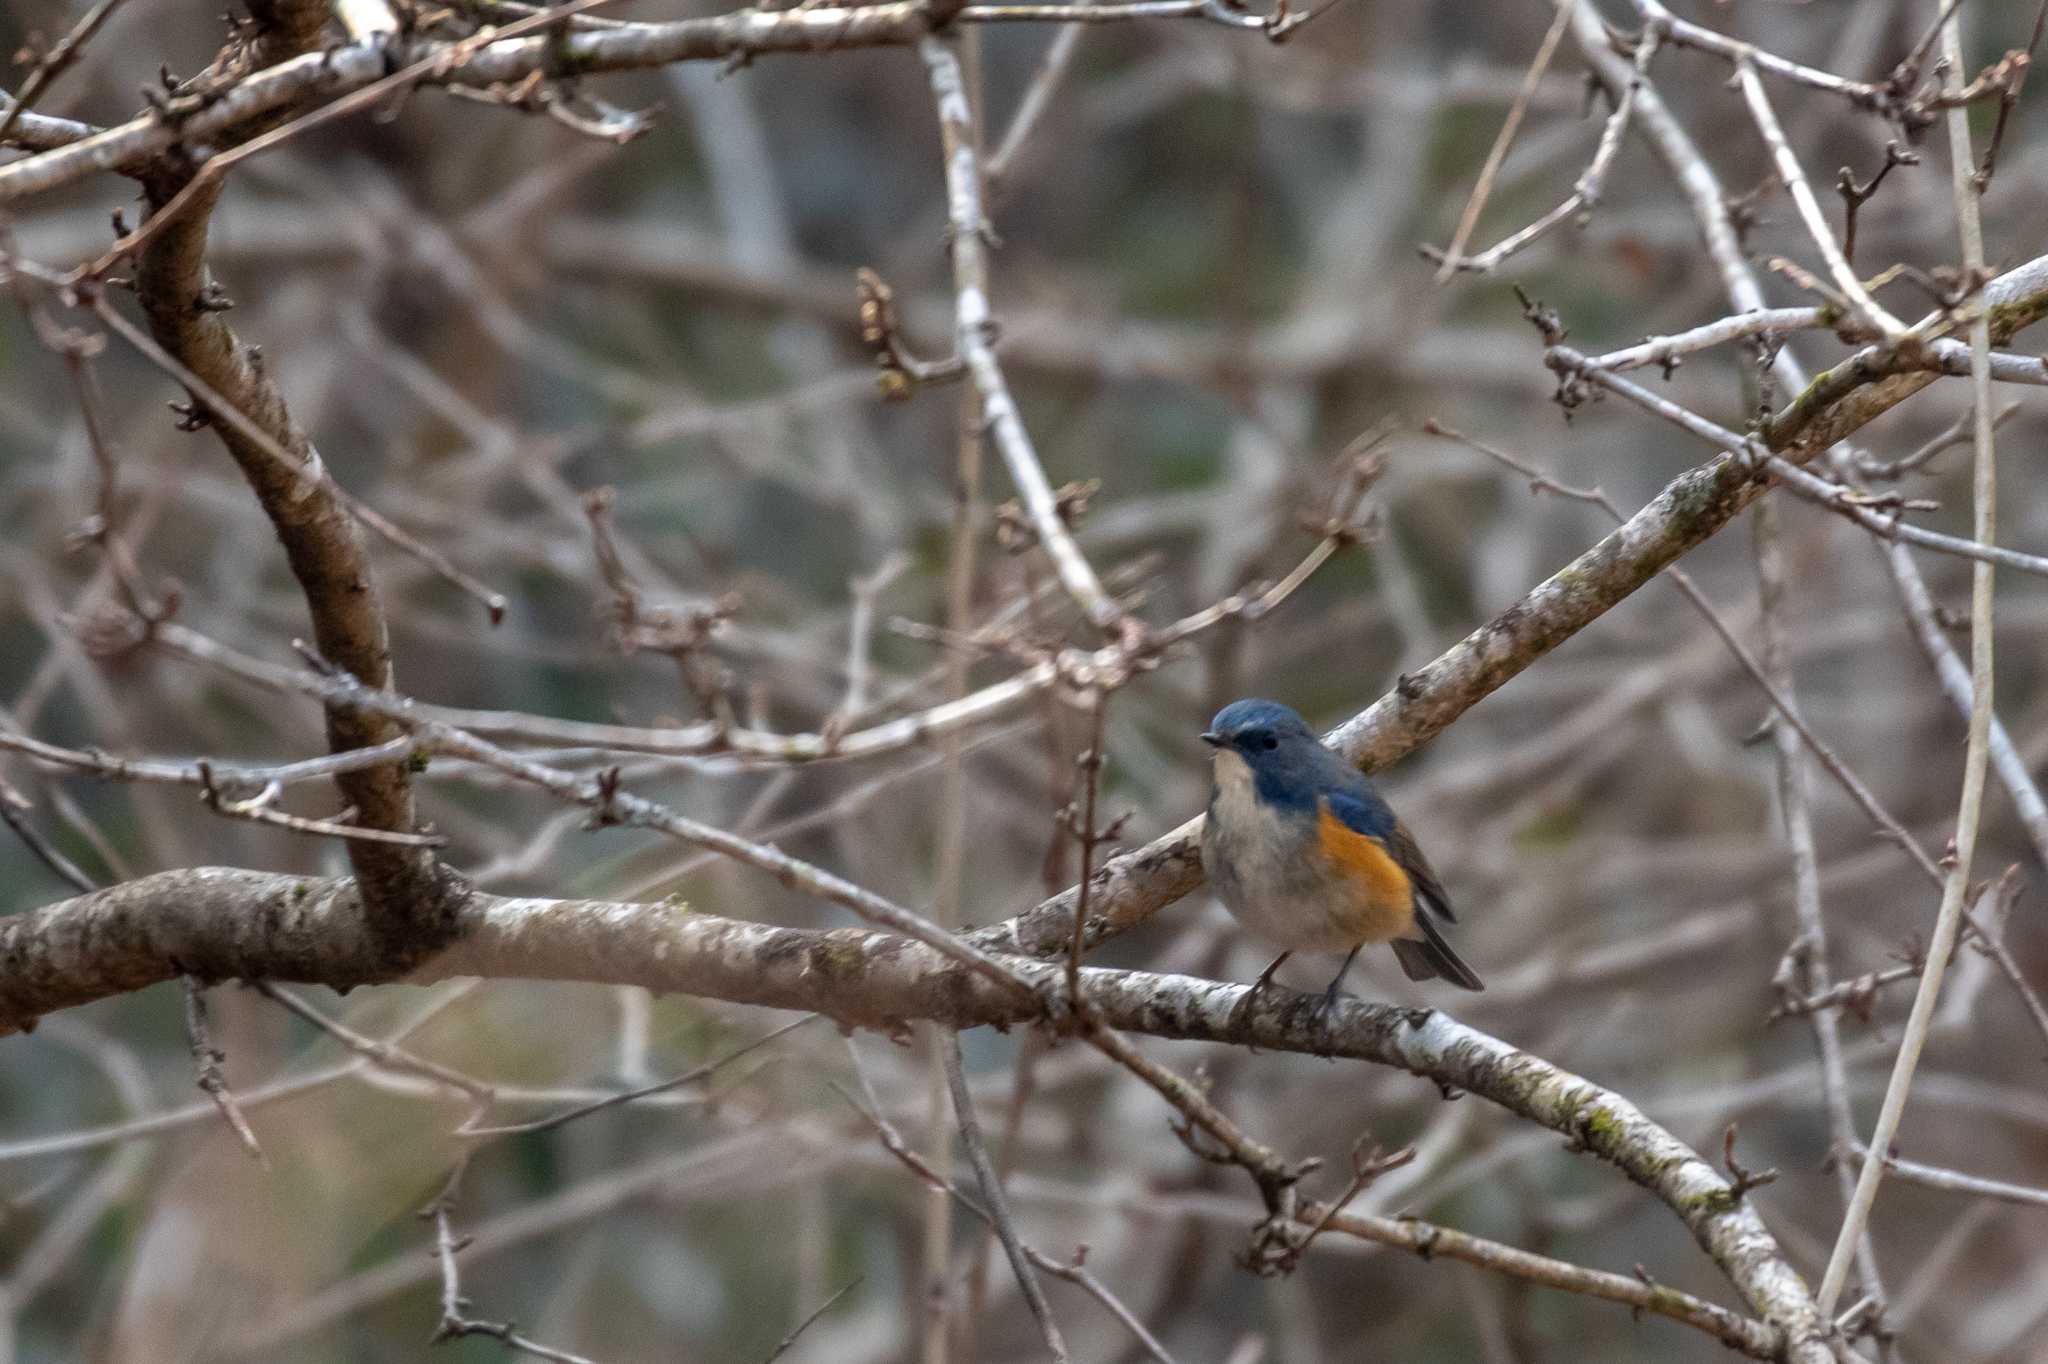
[{"left": 1201, "top": 698, "right": 1333, "bottom": 812}]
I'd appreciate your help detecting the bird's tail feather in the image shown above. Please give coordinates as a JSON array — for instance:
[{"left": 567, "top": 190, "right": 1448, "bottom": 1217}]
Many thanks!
[{"left": 1391, "top": 918, "right": 1484, "bottom": 992}]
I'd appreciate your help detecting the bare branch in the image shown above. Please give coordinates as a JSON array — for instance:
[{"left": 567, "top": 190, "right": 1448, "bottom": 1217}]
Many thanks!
[
  {"left": 1429, "top": 3, "right": 1571, "bottom": 280},
  {"left": 0, "top": 0, "right": 131, "bottom": 151},
  {"left": 182, "top": 980, "right": 266, "bottom": 1163},
  {"left": 1729, "top": 58, "right": 1906, "bottom": 340},
  {"left": 0, "top": 2, "right": 1281, "bottom": 207},
  {"left": 1308, "top": 1205, "right": 1782, "bottom": 1359},
  {"left": 924, "top": 35, "right": 1125, "bottom": 636},
  {"left": 940, "top": 1030, "right": 1070, "bottom": 1361},
  {"left": 1845, "top": 1144, "right": 2048, "bottom": 1212},
  {"left": 1818, "top": 27, "right": 2002, "bottom": 1310},
  {"left": 0, "top": 870, "right": 1840, "bottom": 1360}
]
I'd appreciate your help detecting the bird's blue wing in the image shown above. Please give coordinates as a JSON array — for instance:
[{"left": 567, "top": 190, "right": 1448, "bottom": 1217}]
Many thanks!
[
  {"left": 1322, "top": 786, "right": 1396, "bottom": 841},
  {"left": 1325, "top": 787, "right": 1456, "bottom": 924}
]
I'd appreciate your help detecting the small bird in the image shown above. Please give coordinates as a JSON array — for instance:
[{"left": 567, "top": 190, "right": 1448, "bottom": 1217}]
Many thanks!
[{"left": 1199, "top": 698, "right": 1482, "bottom": 1021}]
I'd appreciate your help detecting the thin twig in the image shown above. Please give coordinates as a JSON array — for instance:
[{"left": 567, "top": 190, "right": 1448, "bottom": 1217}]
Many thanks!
[
  {"left": 430, "top": 1197, "right": 598, "bottom": 1364},
  {"left": 1432, "top": 3, "right": 1571, "bottom": 281},
  {"left": 923, "top": 35, "right": 1126, "bottom": 636},
  {"left": 1771, "top": 961, "right": 1921, "bottom": 1023},
  {"left": 0, "top": 797, "right": 97, "bottom": 893},
  {"left": 1763, "top": 453, "right": 2048, "bottom": 582},
  {"left": 986, "top": 12, "right": 1090, "bottom": 183},
  {"left": 1885, "top": 542, "right": 2048, "bottom": 869},
  {"left": 81, "top": 290, "right": 508, "bottom": 622},
  {"left": 834, "top": 553, "right": 910, "bottom": 724},
  {"left": 183, "top": 981, "right": 266, "bottom": 1163},
  {"left": 762, "top": 1275, "right": 865, "bottom": 1363},
  {"left": 1630, "top": 0, "right": 1891, "bottom": 111},
  {"left": 1837, "top": 141, "right": 1918, "bottom": 267},
  {"left": 1845, "top": 1143, "right": 2048, "bottom": 1211},
  {"left": 1854, "top": 400, "right": 2018, "bottom": 481},
  {"left": 1754, "top": 493, "right": 1885, "bottom": 1313},
  {"left": 0, "top": 0, "right": 130, "bottom": 150},
  {"left": 458, "top": 1015, "right": 817, "bottom": 1138},
  {"left": 1731, "top": 58, "right": 1908, "bottom": 339},
  {"left": 1423, "top": 18, "right": 1656, "bottom": 275},
  {"left": 1064, "top": 693, "right": 1110, "bottom": 1006},
  {"left": 0, "top": 730, "right": 419, "bottom": 795},
  {"left": 940, "top": 1031, "right": 1070, "bottom": 1361},
  {"left": 194, "top": 760, "right": 449, "bottom": 848},
  {"left": 925, "top": 216, "right": 988, "bottom": 1362},
  {"left": 1819, "top": 25, "right": 1998, "bottom": 1312},
  {"left": 1968, "top": 2, "right": 2048, "bottom": 191},
  {"left": 1588, "top": 307, "right": 1826, "bottom": 375},
  {"left": 253, "top": 982, "right": 494, "bottom": 1100},
  {"left": 841, "top": 1042, "right": 1179, "bottom": 1363}
]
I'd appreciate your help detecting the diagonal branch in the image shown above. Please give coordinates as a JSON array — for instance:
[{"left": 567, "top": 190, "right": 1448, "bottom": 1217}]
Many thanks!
[{"left": 985, "top": 242, "right": 2048, "bottom": 964}]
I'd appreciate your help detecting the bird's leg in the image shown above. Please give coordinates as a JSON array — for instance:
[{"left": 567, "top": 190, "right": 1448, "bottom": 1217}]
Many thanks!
[
  {"left": 1316, "top": 943, "right": 1365, "bottom": 1035},
  {"left": 1228, "top": 950, "right": 1292, "bottom": 1046}
]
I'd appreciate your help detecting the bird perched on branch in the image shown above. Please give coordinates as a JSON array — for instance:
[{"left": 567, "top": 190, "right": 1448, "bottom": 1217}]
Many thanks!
[{"left": 1200, "top": 698, "right": 1482, "bottom": 1026}]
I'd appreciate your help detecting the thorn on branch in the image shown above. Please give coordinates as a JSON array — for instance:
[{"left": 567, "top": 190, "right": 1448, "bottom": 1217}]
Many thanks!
[
  {"left": 291, "top": 637, "right": 338, "bottom": 676},
  {"left": 1722, "top": 172, "right": 1778, "bottom": 251},
  {"left": 1512, "top": 283, "right": 1566, "bottom": 345},
  {"left": 1245, "top": 1134, "right": 1415, "bottom": 1276},
  {"left": 184, "top": 978, "right": 265, "bottom": 1163},
  {"left": 587, "top": 766, "right": 625, "bottom": 828},
  {"left": 1836, "top": 140, "right": 1919, "bottom": 267},
  {"left": 995, "top": 480, "right": 1099, "bottom": 554},
  {"left": 1721, "top": 1122, "right": 1779, "bottom": 1198}
]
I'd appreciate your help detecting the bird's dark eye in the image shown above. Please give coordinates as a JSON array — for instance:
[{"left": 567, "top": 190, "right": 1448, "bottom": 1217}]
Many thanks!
[{"left": 1260, "top": 734, "right": 1278, "bottom": 751}]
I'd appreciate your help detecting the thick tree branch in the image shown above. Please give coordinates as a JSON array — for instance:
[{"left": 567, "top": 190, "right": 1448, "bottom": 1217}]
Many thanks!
[
  {"left": 125, "top": 6, "right": 449, "bottom": 957},
  {"left": 0, "top": 867, "right": 1831, "bottom": 1360},
  {"left": 0, "top": 2, "right": 1265, "bottom": 205}
]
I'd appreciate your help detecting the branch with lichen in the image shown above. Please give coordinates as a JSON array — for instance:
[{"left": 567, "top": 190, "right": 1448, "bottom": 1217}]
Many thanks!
[
  {"left": 0, "top": 868, "right": 1835, "bottom": 1360},
  {"left": 985, "top": 242, "right": 2048, "bottom": 965}
]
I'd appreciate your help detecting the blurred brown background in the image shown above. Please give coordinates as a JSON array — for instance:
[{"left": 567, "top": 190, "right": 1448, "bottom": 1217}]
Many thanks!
[{"left": 4, "top": 1, "right": 2048, "bottom": 1360}]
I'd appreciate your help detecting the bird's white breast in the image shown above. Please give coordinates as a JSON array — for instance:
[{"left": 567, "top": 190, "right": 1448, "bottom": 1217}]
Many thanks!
[{"left": 1202, "top": 750, "right": 1364, "bottom": 952}]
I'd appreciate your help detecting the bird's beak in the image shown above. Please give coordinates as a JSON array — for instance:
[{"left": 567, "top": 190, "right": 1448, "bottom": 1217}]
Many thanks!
[{"left": 1199, "top": 731, "right": 1223, "bottom": 748}]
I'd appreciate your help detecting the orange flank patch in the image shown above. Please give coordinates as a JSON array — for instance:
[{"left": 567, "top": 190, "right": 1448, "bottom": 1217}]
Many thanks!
[{"left": 1316, "top": 805, "right": 1418, "bottom": 942}]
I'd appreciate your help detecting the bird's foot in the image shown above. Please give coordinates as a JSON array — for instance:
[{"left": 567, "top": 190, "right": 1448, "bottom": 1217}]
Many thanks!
[
  {"left": 1310, "top": 979, "right": 1352, "bottom": 1057},
  {"left": 1228, "top": 950, "right": 1292, "bottom": 1052},
  {"left": 1227, "top": 979, "right": 1270, "bottom": 1051}
]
